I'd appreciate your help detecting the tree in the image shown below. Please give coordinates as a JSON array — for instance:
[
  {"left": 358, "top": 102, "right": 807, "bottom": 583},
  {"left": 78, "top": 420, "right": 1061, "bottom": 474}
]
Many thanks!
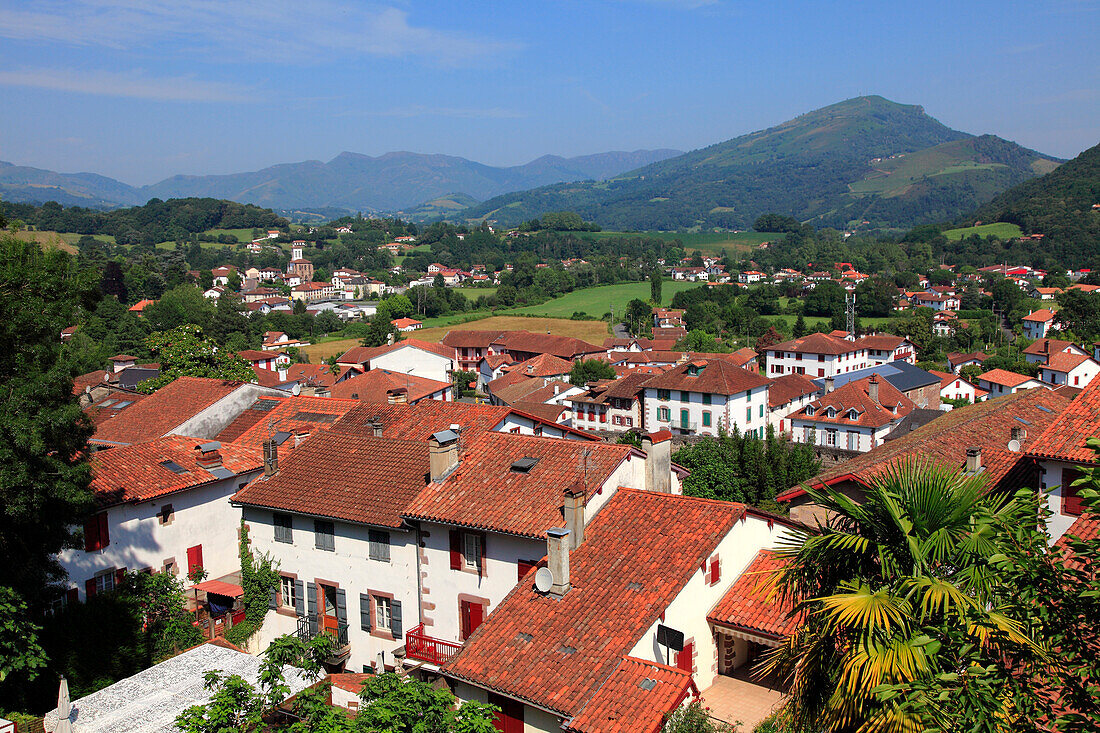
[
  {"left": 650, "top": 268, "right": 663, "bottom": 304},
  {"left": 569, "top": 359, "right": 615, "bottom": 386},
  {"left": 755, "top": 327, "right": 784, "bottom": 353},
  {"left": 625, "top": 298, "right": 651, "bottom": 335},
  {"left": 802, "top": 281, "right": 845, "bottom": 317},
  {"left": 139, "top": 324, "right": 256, "bottom": 392},
  {"left": 0, "top": 236, "right": 96, "bottom": 606},
  {"left": 355, "top": 673, "right": 498, "bottom": 733},
  {"left": 675, "top": 329, "right": 727, "bottom": 353},
  {"left": 452, "top": 370, "right": 478, "bottom": 398},
  {"left": 792, "top": 313, "right": 807, "bottom": 339},
  {"left": 754, "top": 213, "right": 803, "bottom": 233},
  {"left": 959, "top": 363, "right": 983, "bottom": 383},
  {"left": 0, "top": 587, "right": 47, "bottom": 685},
  {"left": 360, "top": 316, "right": 399, "bottom": 348},
  {"left": 764, "top": 460, "right": 1045, "bottom": 732},
  {"left": 854, "top": 277, "right": 898, "bottom": 318}
]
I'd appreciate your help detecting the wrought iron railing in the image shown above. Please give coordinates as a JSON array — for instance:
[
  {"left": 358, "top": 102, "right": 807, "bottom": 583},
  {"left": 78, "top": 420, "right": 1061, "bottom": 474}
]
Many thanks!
[
  {"left": 296, "top": 615, "right": 350, "bottom": 648},
  {"left": 405, "top": 623, "right": 463, "bottom": 665}
]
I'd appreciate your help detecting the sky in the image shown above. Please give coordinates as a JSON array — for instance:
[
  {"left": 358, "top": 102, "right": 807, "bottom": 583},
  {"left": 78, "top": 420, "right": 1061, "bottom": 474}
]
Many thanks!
[{"left": 0, "top": 0, "right": 1097, "bottom": 185}]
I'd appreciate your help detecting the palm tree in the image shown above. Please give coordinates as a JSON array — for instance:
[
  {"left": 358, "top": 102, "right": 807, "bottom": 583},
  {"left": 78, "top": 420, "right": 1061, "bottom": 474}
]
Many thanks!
[{"left": 762, "top": 458, "right": 1040, "bottom": 733}]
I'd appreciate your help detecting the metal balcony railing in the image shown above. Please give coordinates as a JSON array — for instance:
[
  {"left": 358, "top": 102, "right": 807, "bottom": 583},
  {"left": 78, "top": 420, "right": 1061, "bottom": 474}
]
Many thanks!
[
  {"left": 296, "top": 614, "right": 350, "bottom": 649},
  {"left": 405, "top": 623, "right": 463, "bottom": 666}
]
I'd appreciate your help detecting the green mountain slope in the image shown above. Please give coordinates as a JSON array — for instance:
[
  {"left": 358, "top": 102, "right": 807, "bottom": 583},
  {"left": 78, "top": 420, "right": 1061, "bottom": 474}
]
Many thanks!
[{"left": 464, "top": 96, "right": 1061, "bottom": 230}]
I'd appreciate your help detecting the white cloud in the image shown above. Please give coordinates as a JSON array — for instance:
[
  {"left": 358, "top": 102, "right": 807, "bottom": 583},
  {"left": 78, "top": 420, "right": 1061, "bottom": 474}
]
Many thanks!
[
  {"left": 0, "top": 1, "right": 515, "bottom": 66},
  {"left": 0, "top": 67, "right": 256, "bottom": 102}
]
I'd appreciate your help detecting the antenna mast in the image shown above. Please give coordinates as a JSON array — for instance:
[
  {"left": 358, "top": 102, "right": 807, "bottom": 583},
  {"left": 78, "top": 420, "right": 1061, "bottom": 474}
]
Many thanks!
[{"left": 845, "top": 292, "right": 856, "bottom": 337}]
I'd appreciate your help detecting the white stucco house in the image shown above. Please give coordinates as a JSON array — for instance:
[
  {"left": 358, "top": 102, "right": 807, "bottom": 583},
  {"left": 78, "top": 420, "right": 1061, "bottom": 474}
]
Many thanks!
[
  {"left": 789, "top": 375, "right": 915, "bottom": 453},
  {"left": 642, "top": 359, "right": 771, "bottom": 437},
  {"left": 336, "top": 339, "right": 458, "bottom": 385}
]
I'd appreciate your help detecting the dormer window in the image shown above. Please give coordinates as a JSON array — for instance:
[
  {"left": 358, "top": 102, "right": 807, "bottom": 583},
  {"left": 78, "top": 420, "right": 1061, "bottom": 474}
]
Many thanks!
[
  {"left": 805, "top": 406, "right": 815, "bottom": 416},
  {"left": 825, "top": 407, "right": 836, "bottom": 418},
  {"left": 847, "top": 409, "right": 860, "bottom": 421}
]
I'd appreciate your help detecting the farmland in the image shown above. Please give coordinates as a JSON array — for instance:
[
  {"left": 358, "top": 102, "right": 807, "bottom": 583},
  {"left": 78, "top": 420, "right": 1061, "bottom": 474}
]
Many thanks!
[
  {"left": 508, "top": 281, "right": 694, "bottom": 319},
  {"left": 941, "top": 222, "right": 1023, "bottom": 240}
]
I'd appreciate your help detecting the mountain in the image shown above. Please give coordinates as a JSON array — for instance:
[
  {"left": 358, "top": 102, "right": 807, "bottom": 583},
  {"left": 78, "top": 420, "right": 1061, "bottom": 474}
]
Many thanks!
[
  {"left": 0, "top": 161, "right": 142, "bottom": 208},
  {"left": 140, "top": 149, "right": 683, "bottom": 213},
  {"left": 0, "top": 149, "right": 682, "bottom": 213},
  {"left": 463, "top": 96, "right": 1062, "bottom": 231}
]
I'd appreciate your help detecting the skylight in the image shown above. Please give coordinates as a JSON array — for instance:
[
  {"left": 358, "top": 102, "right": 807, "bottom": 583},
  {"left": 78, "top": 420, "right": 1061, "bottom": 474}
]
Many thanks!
[
  {"left": 159, "top": 460, "right": 189, "bottom": 474},
  {"left": 510, "top": 457, "right": 540, "bottom": 473},
  {"left": 98, "top": 400, "right": 117, "bottom": 408},
  {"left": 1015, "top": 417, "right": 1031, "bottom": 425}
]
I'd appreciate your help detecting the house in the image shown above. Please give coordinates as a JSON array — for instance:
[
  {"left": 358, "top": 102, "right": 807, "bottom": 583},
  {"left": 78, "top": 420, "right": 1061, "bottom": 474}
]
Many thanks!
[
  {"left": 780, "top": 387, "right": 1071, "bottom": 526},
  {"left": 1038, "top": 352, "right": 1100, "bottom": 389},
  {"left": 487, "top": 354, "right": 575, "bottom": 397},
  {"left": 61, "top": 437, "right": 263, "bottom": 602},
  {"left": 1023, "top": 338, "right": 1086, "bottom": 366},
  {"left": 291, "top": 281, "right": 340, "bottom": 302},
  {"left": 242, "top": 287, "right": 281, "bottom": 303},
  {"left": 262, "top": 331, "right": 309, "bottom": 351},
  {"left": 1029, "top": 286, "right": 1062, "bottom": 301},
  {"left": 811, "top": 361, "right": 941, "bottom": 409},
  {"left": 234, "top": 419, "right": 683, "bottom": 675},
  {"left": 87, "top": 377, "right": 286, "bottom": 447},
  {"left": 211, "top": 265, "right": 237, "bottom": 286},
  {"left": 767, "top": 373, "right": 821, "bottom": 434},
  {"left": 476, "top": 352, "right": 516, "bottom": 390},
  {"left": 237, "top": 349, "right": 291, "bottom": 376},
  {"left": 857, "top": 334, "right": 916, "bottom": 366},
  {"left": 1022, "top": 309, "right": 1059, "bottom": 340},
  {"left": 910, "top": 292, "right": 960, "bottom": 311},
  {"left": 336, "top": 339, "right": 457, "bottom": 385},
  {"left": 764, "top": 332, "right": 913, "bottom": 379},
  {"left": 391, "top": 317, "right": 423, "bottom": 332},
  {"left": 930, "top": 370, "right": 988, "bottom": 404},
  {"left": 566, "top": 371, "right": 657, "bottom": 432},
  {"left": 738, "top": 270, "right": 765, "bottom": 284},
  {"left": 946, "top": 351, "right": 990, "bottom": 374},
  {"left": 489, "top": 377, "right": 579, "bottom": 409},
  {"left": 789, "top": 375, "right": 915, "bottom": 453},
  {"left": 440, "top": 489, "right": 798, "bottom": 733},
  {"left": 128, "top": 299, "right": 156, "bottom": 316},
  {"left": 491, "top": 331, "right": 605, "bottom": 363},
  {"left": 642, "top": 359, "right": 771, "bottom": 437},
  {"left": 1025, "top": 378, "right": 1100, "bottom": 541},
  {"left": 652, "top": 308, "right": 686, "bottom": 329},
  {"left": 329, "top": 369, "right": 453, "bottom": 404},
  {"left": 441, "top": 330, "right": 503, "bottom": 372},
  {"left": 217, "top": 395, "right": 359, "bottom": 458},
  {"left": 977, "top": 369, "right": 1045, "bottom": 396}
]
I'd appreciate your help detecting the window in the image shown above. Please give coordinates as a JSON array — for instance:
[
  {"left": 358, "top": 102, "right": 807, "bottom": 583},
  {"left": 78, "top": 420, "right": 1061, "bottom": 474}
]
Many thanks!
[
  {"left": 847, "top": 432, "right": 858, "bottom": 450},
  {"left": 702, "top": 393, "right": 712, "bottom": 405},
  {"left": 314, "top": 520, "right": 335, "bottom": 551},
  {"left": 83, "top": 512, "right": 109, "bottom": 552},
  {"left": 746, "top": 406, "right": 751, "bottom": 423},
  {"left": 702, "top": 411, "right": 711, "bottom": 427},
  {"left": 679, "top": 391, "right": 689, "bottom": 402},
  {"left": 463, "top": 532, "right": 483, "bottom": 570},
  {"left": 163, "top": 558, "right": 177, "bottom": 575},
  {"left": 657, "top": 389, "right": 671, "bottom": 401},
  {"left": 658, "top": 407, "right": 670, "bottom": 421},
  {"left": 374, "top": 595, "right": 393, "bottom": 631},
  {"left": 759, "top": 404, "right": 764, "bottom": 418},
  {"left": 827, "top": 430, "right": 837, "bottom": 447},
  {"left": 274, "top": 513, "right": 293, "bottom": 544},
  {"left": 280, "top": 576, "right": 297, "bottom": 609},
  {"left": 460, "top": 599, "right": 486, "bottom": 640},
  {"left": 368, "top": 530, "right": 391, "bottom": 562},
  {"left": 625, "top": 417, "right": 633, "bottom": 427},
  {"left": 158, "top": 504, "right": 174, "bottom": 526}
]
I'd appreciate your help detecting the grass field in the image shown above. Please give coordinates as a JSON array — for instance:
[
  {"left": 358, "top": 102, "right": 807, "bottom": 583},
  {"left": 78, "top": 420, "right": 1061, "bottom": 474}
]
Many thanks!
[
  {"left": 584, "top": 230, "right": 773, "bottom": 254},
  {"left": 942, "top": 222, "right": 1023, "bottom": 240},
  {"left": 508, "top": 281, "right": 696, "bottom": 319},
  {"left": 302, "top": 315, "right": 611, "bottom": 363},
  {"left": 14, "top": 230, "right": 80, "bottom": 254},
  {"left": 456, "top": 287, "right": 497, "bottom": 300}
]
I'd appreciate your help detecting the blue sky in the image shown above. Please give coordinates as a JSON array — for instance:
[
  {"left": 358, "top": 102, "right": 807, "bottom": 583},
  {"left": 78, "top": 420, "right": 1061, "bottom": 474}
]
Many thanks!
[{"left": 1, "top": 0, "right": 1097, "bottom": 185}]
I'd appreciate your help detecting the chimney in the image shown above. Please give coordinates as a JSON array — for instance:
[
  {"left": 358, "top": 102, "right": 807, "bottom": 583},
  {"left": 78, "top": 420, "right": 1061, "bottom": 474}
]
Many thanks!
[
  {"left": 868, "top": 374, "right": 880, "bottom": 404},
  {"left": 546, "top": 527, "right": 571, "bottom": 597},
  {"left": 428, "top": 430, "right": 460, "bottom": 482},
  {"left": 824, "top": 376, "right": 835, "bottom": 393},
  {"left": 263, "top": 439, "right": 278, "bottom": 476},
  {"left": 966, "top": 446, "right": 982, "bottom": 473},
  {"left": 562, "top": 486, "right": 586, "bottom": 550},
  {"left": 1011, "top": 426, "right": 1024, "bottom": 443},
  {"left": 386, "top": 331, "right": 395, "bottom": 346},
  {"left": 195, "top": 441, "right": 223, "bottom": 470},
  {"left": 642, "top": 429, "right": 672, "bottom": 494},
  {"left": 370, "top": 420, "right": 383, "bottom": 437},
  {"left": 387, "top": 387, "right": 408, "bottom": 404}
]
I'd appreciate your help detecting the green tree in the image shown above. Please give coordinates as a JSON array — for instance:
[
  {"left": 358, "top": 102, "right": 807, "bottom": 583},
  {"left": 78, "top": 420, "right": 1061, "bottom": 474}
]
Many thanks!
[
  {"left": 355, "top": 673, "right": 498, "bottom": 733},
  {"left": 625, "top": 298, "right": 651, "bottom": 335},
  {"left": 792, "top": 313, "right": 807, "bottom": 339},
  {"left": 650, "top": 268, "right": 663, "bottom": 304},
  {"left": 0, "top": 587, "right": 47, "bottom": 684},
  {"left": 568, "top": 359, "right": 616, "bottom": 386},
  {"left": 139, "top": 324, "right": 256, "bottom": 392},
  {"left": 452, "top": 370, "right": 478, "bottom": 398},
  {"left": 0, "top": 236, "right": 96, "bottom": 605}
]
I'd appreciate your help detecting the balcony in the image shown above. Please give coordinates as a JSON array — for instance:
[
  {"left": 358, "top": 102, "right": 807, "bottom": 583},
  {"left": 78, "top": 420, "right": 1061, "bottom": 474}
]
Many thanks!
[
  {"left": 296, "top": 615, "right": 351, "bottom": 663},
  {"left": 405, "top": 623, "right": 463, "bottom": 666}
]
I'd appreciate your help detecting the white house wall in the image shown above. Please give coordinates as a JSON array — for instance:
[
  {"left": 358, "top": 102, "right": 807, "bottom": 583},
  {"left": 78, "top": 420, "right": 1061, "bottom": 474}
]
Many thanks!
[
  {"left": 1037, "top": 459, "right": 1085, "bottom": 543},
  {"left": 643, "top": 387, "right": 769, "bottom": 438},
  {"left": 368, "top": 348, "right": 454, "bottom": 384}
]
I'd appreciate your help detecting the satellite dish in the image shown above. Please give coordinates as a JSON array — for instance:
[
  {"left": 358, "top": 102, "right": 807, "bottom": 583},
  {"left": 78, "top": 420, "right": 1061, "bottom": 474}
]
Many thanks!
[
  {"left": 1007, "top": 439, "right": 1021, "bottom": 453},
  {"left": 534, "top": 567, "right": 554, "bottom": 593}
]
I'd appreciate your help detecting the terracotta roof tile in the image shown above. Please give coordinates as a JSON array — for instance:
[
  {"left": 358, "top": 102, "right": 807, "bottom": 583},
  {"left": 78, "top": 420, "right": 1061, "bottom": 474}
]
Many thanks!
[
  {"left": 442, "top": 490, "right": 747, "bottom": 715},
  {"left": 215, "top": 396, "right": 287, "bottom": 443},
  {"left": 92, "top": 435, "right": 262, "bottom": 507},
  {"left": 90, "top": 377, "right": 245, "bottom": 446},
  {"left": 767, "top": 332, "right": 859, "bottom": 356},
  {"left": 229, "top": 396, "right": 359, "bottom": 458},
  {"left": 1023, "top": 339, "right": 1079, "bottom": 357},
  {"left": 285, "top": 363, "right": 339, "bottom": 389},
  {"left": 492, "top": 331, "right": 604, "bottom": 359},
  {"left": 231, "top": 431, "right": 429, "bottom": 528},
  {"left": 329, "top": 369, "right": 451, "bottom": 403},
  {"left": 708, "top": 550, "right": 800, "bottom": 639},
  {"left": 767, "top": 373, "right": 820, "bottom": 408},
  {"left": 404, "top": 433, "right": 632, "bottom": 538},
  {"left": 502, "top": 353, "right": 574, "bottom": 378},
  {"left": 73, "top": 370, "right": 110, "bottom": 395},
  {"left": 790, "top": 377, "right": 914, "bottom": 429},
  {"left": 441, "top": 330, "right": 506, "bottom": 349},
  {"left": 510, "top": 401, "right": 568, "bottom": 423},
  {"left": 1026, "top": 377, "right": 1100, "bottom": 463},
  {"left": 978, "top": 368, "right": 1036, "bottom": 387},
  {"left": 490, "top": 377, "right": 562, "bottom": 405},
  {"left": 337, "top": 338, "right": 455, "bottom": 365},
  {"left": 566, "top": 656, "right": 695, "bottom": 733},
  {"left": 1022, "top": 309, "right": 1057, "bottom": 323},
  {"left": 331, "top": 401, "right": 513, "bottom": 442},
  {"left": 1044, "top": 352, "right": 1092, "bottom": 373},
  {"left": 642, "top": 359, "right": 769, "bottom": 396},
  {"left": 84, "top": 392, "right": 149, "bottom": 427}
]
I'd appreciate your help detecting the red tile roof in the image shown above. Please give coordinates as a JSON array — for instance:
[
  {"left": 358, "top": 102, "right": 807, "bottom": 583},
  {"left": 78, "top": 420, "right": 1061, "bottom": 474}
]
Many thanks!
[
  {"left": 978, "top": 368, "right": 1036, "bottom": 388},
  {"left": 329, "top": 369, "right": 451, "bottom": 403},
  {"left": 511, "top": 401, "right": 569, "bottom": 423},
  {"left": 442, "top": 490, "right": 747, "bottom": 716},
  {"left": 780, "top": 388, "right": 1071, "bottom": 502},
  {"left": 73, "top": 370, "right": 110, "bottom": 394},
  {"left": 84, "top": 392, "right": 149, "bottom": 427},
  {"left": 1022, "top": 309, "right": 1057, "bottom": 323},
  {"left": 215, "top": 396, "right": 287, "bottom": 443},
  {"left": 1044, "top": 352, "right": 1092, "bottom": 374},
  {"left": 337, "top": 338, "right": 456, "bottom": 365},
  {"left": 91, "top": 435, "right": 263, "bottom": 507},
  {"left": 404, "top": 433, "right": 632, "bottom": 538},
  {"left": 856, "top": 334, "right": 907, "bottom": 351},
  {"left": 490, "top": 376, "right": 564, "bottom": 405},
  {"left": 642, "top": 359, "right": 769, "bottom": 396},
  {"left": 767, "top": 373, "right": 820, "bottom": 408},
  {"left": 708, "top": 550, "right": 799, "bottom": 640},
  {"left": 229, "top": 396, "right": 359, "bottom": 458},
  {"left": 565, "top": 656, "right": 695, "bottom": 733},
  {"left": 90, "top": 377, "right": 245, "bottom": 446},
  {"left": 285, "top": 363, "right": 339, "bottom": 389},
  {"left": 503, "top": 353, "right": 574, "bottom": 378},
  {"left": 231, "top": 431, "right": 429, "bottom": 528},
  {"left": 946, "top": 351, "right": 989, "bottom": 369},
  {"left": 331, "top": 400, "right": 512, "bottom": 441},
  {"left": 492, "top": 331, "right": 604, "bottom": 359},
  {"left": 441, "top": 330, "right": 505, "bottom": 349},
  {"left": 790, "top": 377, "right": 914, "bottom": 429},
  {"left": 1026, "top": 377, "right": 1100, "bottom": 464},
  {"left": 767, "top": 332, "right": 859, "bottom": 356},
  {"left": 1023, "top": 339, "right": 1080, "bottom": 358}
]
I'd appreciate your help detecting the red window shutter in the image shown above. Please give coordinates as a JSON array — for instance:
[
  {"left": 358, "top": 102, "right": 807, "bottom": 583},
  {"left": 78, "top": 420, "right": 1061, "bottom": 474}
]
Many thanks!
[
  {"left": 709, "top": 556, "right": 720, "bottom": 584},
  {"left": 115, "top": 568, "right": 126, "bottom": 587},
  {"left": 83, "top": 516, "right": 99, "bottom": 552},
  {"left": 186, "top": 545, "right": 203, "bottom": 575},
  {"left": 460, "top": 601, "right": 471, "bottom": 640},
  {"left": 1063, "top": 469, "right": 1084, "bottom": 516},
  {"left": 66, "top": 588, "right": 79, "bottom": 605},
  {"left": 97, "top": 513, "right": 109, "bottom": 549},
  {"left": 469, "top": 602, "right": 485, "bottom": 637},
  {"left": 85, "top": 578, "right": 97, "bottom": 599},
  {"left": 676, "top": 642, "right": 693, "bottom": 673},
  {"left": 517, "top": 560, "right": 536, "bottom": 582},
  {"left": 449, "top": 531, "right": 462, "bottom": 570}
]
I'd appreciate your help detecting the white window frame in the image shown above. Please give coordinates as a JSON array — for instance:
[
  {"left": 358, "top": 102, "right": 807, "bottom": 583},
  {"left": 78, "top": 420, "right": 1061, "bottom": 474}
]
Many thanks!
[
  {"left": 94, "top": 570, "right": 115, "bottom": 594},
  {"left": 375, "top": 595, "right": 393, "bottom": 631},
  {"left": 281, "top": 576, "right": 297, "bottom": 609},
  {"left": 463, "top": 532, "right": 483, "bottom": 571}
]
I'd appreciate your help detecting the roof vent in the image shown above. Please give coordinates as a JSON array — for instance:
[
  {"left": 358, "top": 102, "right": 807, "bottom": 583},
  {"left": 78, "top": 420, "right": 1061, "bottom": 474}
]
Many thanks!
[
  {"left": 627, "top": 581, "right": 643, "bottom": 591},
  {"left": 559, "top": 645, "right": 576, "bottom": 655},
  {"left": 639, "top": 678, "right": 657, "bottom": 691},
  {"left": 510, "top": 456, "right": 540, "bottom": 473},
  {"left": 517, "top": 632, "right": 533, "bottom": 643}
]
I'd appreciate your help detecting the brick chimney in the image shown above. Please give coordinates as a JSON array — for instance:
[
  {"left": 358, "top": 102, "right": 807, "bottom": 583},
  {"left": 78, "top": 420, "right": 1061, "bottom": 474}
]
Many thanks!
[
  {"left": 825, "top": 376, "right": 835, "bottom": 393},
  {"left": 546, "top": 527, "right": 571, "bottom": 597},
  {"left": 195, "top": 441, "right": 224, "bottom": 470},
  {"left": 262, "top": 439, "right": 278, "bottom": 476},
  {"left": 562, "top": 486, "right": 586, "bottom": 550},
  {"left": 428, "top": 430, "right": 460, "bottom": 482},
  {"left": 868, "top": 374, "right": 880, "bottom": 404},
  {"left": 387, "top": 387, "right": 408, "bottom": 404},
  {"left": 1011, "top": 426, "right": 1024, "bottom": 443},
  {"left": 642, "top": 429, "right": 672, "bottom": 494},
  {"left": 966, "top": 446, "right": 982, "bottom": 473}
]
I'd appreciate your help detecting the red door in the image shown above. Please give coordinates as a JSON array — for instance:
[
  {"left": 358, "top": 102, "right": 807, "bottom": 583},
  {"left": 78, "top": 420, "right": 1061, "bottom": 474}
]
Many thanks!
[
  {"left": 460, "top": 600, "right": 485, "bottom": 640},
  {"left": 321, "top": 585, "right": 339, "bottom": 634},
  {"left": 677, "top": 642, "right": 694, "bottom": 673},
  {"left": 186, "top": 545, "right": 203, "bottom": 578},
  {"left": 488, "top": 693, "right": 523, "bottom": 733}
]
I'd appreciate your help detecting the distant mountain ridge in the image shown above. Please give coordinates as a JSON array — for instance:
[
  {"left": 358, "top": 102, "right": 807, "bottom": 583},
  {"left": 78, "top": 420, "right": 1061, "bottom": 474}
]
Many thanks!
[
  {"left": 0, "top": 148, "right": 683, "bottom": 214},
  {"left": 463, "top": 96, "right": 1063, "bottom": 230}
]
